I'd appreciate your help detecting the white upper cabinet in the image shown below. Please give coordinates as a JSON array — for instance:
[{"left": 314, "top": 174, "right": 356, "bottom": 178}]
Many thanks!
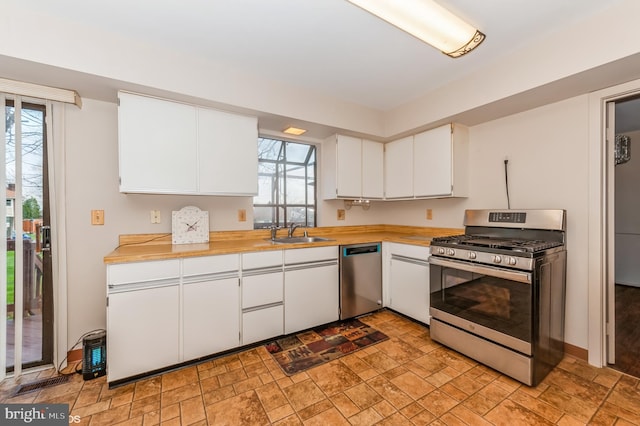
[
  {"left": 384, "top": 136, "right": 414, "bottom": 199},
  {"left": 362, "top": 140, "right": 384, "bottom": 199},
  {"left": 336, "top": 135, "right": 362, "bottom": 198},
  {"left": 117, "top": 91, "right": 258, "bottom": 195},
  {"left": 384, "top": 124, "right": 468, "bottom": 200},
  {"left": 197, "top": 107, "right": 258, "bottom": 195},
  {"left": 413, "top": 123, "right": 468, "bottom": 198},
  {"left": 118, "top": 92, "right": 198, "bottom": 194},
  {"left": 323, "top": 135, "right": 384, "bottom": 199}
]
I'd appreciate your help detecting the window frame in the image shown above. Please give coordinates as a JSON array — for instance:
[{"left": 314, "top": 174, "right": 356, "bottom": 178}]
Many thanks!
[{"left": 253, "top": 137, "right": 317, "bottom": 229}]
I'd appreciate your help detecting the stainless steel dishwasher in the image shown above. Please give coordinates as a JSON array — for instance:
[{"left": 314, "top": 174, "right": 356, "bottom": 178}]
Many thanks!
[{"left": 340, "top": 243, "right": 382, "bottom": 320}]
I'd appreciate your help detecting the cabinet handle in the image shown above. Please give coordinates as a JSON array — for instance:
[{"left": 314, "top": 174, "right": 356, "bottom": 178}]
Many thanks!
[
  {"left": 390, "top": 254, "right": 429, "bottom": 266},
  {"left": 242, "top": 302, "right": 283, "bottom": 313},
  {"left": 284, "top": 260, "right": 338, "bottom": 271}
]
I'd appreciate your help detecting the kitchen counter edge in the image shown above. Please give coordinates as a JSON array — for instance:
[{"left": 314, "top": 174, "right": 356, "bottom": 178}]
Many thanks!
[{"left": 103, "top": 225, "right": 462, "bottom": 264}]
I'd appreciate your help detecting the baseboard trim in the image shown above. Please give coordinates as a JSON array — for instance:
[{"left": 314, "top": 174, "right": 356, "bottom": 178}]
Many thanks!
[{"left": 564, "top": 342, "right": 588, "bottom": 361}]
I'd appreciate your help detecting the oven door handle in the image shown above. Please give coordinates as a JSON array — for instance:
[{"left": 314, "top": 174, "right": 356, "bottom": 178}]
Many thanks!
[{"left": 429, "top": 257, "right": 532, "bottom": 284}]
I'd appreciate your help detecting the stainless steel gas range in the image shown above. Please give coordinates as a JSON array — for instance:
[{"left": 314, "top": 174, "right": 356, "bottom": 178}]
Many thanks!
[{"left": 429, "top": 209, "right": 567, "bottom": 386}]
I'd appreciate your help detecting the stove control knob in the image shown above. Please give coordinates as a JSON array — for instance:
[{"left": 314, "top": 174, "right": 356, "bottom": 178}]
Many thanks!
[
  {"left": 468, "top": 252, "right": 477, "bottom": 260},
  {"left": 437, "top": 247, "right": 445, "bottom": 255},
  {"left": 493, "top": 255, "right": 502, "bottom": 264},
  {"left": 447, "top": 249, "right": 456, "bottom": 256},
  {"left": 507, "top": 257, "right": 517, "bottom": 266}
]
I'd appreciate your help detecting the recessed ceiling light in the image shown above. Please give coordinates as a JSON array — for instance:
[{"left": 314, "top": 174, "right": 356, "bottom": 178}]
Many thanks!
[{"left": 283, "top": 126, "right": 307, "bottom": 136}]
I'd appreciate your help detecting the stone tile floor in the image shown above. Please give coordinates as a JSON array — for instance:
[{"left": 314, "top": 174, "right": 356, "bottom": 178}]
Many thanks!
[{"left": 1, "top": 309, "right": 639, "bottom": 425}]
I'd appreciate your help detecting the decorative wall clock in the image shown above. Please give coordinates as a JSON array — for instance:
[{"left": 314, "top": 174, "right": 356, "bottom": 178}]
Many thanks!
[{"left": 171, "top": 206, "right": 209, "bottom": 244}]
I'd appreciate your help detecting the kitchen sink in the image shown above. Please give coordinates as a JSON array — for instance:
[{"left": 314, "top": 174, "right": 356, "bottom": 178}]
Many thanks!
[{"left": 268, "top": 236, "right": 334, "bottom": 244}]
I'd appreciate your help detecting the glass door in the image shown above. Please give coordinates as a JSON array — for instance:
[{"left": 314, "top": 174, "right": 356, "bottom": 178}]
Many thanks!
[
  {"left": 430, "top": 258, "right": 533, "bottom": 345},
  {"left": 4, "top": 97, "right": 53, "bottom": 375}
]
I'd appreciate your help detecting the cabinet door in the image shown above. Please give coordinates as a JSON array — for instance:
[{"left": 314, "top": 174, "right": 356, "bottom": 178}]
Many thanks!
[
  {"left": 362, "top": 140, "right": 384, "bottom": 199},
  {"left": 285, "top": 263, "right": 339, "bottom": 334},
  {"left": 243, "top": 305, "right": 284, "bottom": 345},
  {"left": 336, "top": 135, "right": 363, "bottom": 198},
  {"left": 384, "top": 136, "right": 414, "bottom": 198},
  {"left": 118, "top": 92, "right": 198, "bottom": 194},
  {"left": 389, "top": 257, "right": 430, "bottom": 324},
  {"left": 107, "top": 284, "right": 180, "bottom": 382},
  {"left": 183, "top": 278, "right": 240, "bottom": 360},
  {"left": 414, "top": 124, "right": 452, "bottom": 197},
  {"left": 198, "top": 108, "right": 258, "bottom": 195}
]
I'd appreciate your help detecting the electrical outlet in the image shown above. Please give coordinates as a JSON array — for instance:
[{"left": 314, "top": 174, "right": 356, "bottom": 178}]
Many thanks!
[
  {"left": 150, "top": 210, "right": 161, "bottom": 224},
  {"left": 337, "top": 209, "right": 346, "bottom": 220},
  {"left": 238, "top": 209, "right": 246, "bottom": 222},
  {"left": 91, "top": 210, "right": 104, "bottom": 225},
  {"left": 426, "top": 209, "right": 433, "bottom": 220}
]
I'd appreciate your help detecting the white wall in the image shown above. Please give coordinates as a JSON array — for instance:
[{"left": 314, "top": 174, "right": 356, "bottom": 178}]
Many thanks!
[{"left": 615, "top": 130, "right": 640, "bottom": 286}]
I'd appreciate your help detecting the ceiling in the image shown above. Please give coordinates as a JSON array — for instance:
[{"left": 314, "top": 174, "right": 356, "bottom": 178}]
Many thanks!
[{"left": 7, "top": 0, "right": 640, "bottom": 135}]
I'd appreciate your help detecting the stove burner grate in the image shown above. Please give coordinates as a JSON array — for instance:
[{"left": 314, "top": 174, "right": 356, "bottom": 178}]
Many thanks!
[{"left": 431, "top": 235, "right": 563, "bottom": 253}]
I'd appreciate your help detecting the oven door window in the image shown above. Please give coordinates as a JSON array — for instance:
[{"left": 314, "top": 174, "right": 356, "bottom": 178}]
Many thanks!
[{"left": 431, "top": 266, "right": 531, "bottom": 343}]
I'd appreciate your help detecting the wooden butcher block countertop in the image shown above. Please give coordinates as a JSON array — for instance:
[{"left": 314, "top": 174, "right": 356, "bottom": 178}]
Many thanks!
[{"left": 104, "top": 224, "right": 463, "bottom": 264}]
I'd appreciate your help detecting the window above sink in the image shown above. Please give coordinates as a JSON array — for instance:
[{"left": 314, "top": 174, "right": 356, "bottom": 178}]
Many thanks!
[{"left": 253, "top": 138, "right": 317, "bottom": 230}]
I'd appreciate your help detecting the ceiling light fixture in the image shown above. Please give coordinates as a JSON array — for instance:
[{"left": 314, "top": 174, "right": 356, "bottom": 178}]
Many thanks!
[
  {"left": 283, "top": 126, "right": 307, "bottom": 136},
  {"left": 346, "top": 0, "right": 485, "bottom": 58}
]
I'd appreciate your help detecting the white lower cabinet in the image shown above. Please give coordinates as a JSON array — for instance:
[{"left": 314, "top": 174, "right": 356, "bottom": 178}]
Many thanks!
[
  {"left": 182, "top": 255, "right": 240, "bottom": 360},
  {"left": 107, "top": 255, "right": 241, "bottom": 383},
  {"left": 104, "top": 243, "right": 366, "bottom": 382},
  {"left": 108, "top": 285, "right": 180, "bottom": 382},
  {"left": 386, "top": 243, "right": 431, "bottom": 324},
  {"left": 107, "top": 259, "right": 181, "bottom": 382},
  {"left": 284, "top": 247, "right": 339, "bottom": 334},
  {"left": 241, "top": 250, "right": 284, "bottom": 345}
]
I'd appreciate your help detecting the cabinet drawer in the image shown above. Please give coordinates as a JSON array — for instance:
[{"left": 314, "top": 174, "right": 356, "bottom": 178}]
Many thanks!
[
  {"left": 183, "top": 254, "right": 239, "bottom": 276},
  {"left": 242, "top": 305, "right": 283, "bottom": 345},
  {"left": 386, "top": 243, "right": 430, "bottom": 260},
  {"left": 284, "top": 246, "right": 338, "bottom": 264},
  {"left": 242, "top": 272, "right": 283, "bottom": 308},
  {"left": 242, "top": 250, "right": 283, "bottom": 270},
  {"left": 108, "top": 260, "right": 180, "bottom": 285}
]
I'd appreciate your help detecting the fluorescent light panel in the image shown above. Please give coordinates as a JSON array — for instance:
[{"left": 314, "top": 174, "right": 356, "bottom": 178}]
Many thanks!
[
  {"left": 347, "top": 0, "right": 485, "bottom": 57},
  {"left": 283, "top": 126, "right": 307, "bottom": 136}
]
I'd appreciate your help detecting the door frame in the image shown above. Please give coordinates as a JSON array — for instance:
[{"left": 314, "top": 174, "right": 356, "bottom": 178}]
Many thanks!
[
  {"left": 588, "top": 78, "right": 640, "bottom": 367},
  {"left": 3, "top": 98, "right": 55, "bottom": 374}
]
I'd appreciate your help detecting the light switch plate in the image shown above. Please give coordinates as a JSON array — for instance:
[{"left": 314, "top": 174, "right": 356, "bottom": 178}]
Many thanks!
[
  {"left": 238, "top": 209, "right": 246, "bottom": 222},
  {"left": 91, "top": 210, "right": 104, "bottom": 225},
  {"left": 337, "top": 209, "right": 346, "bottom": 220}
]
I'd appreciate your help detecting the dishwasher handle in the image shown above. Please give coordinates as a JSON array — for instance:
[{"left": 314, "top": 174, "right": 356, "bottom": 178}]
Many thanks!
[{"left": 342, "top": 243, "right": 381, "bottom": 257}]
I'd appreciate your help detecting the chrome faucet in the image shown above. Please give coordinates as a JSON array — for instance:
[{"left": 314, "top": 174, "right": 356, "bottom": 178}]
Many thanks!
[
  {"left": 270, "top": 226, "right": 280, "bottom": 241},
  {"left": 288, "top": 223, "right": 299, "bottom": 238}
]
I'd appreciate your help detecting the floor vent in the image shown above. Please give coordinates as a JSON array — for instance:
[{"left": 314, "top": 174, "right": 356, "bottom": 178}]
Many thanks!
[{"left": 14, "top": 375, "right": 71, "bottom": 395}]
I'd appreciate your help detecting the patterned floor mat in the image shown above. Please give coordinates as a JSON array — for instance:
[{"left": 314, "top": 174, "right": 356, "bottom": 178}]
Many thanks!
[{"left": 264, "top": 318, "right": 388, "bottom": 376}]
